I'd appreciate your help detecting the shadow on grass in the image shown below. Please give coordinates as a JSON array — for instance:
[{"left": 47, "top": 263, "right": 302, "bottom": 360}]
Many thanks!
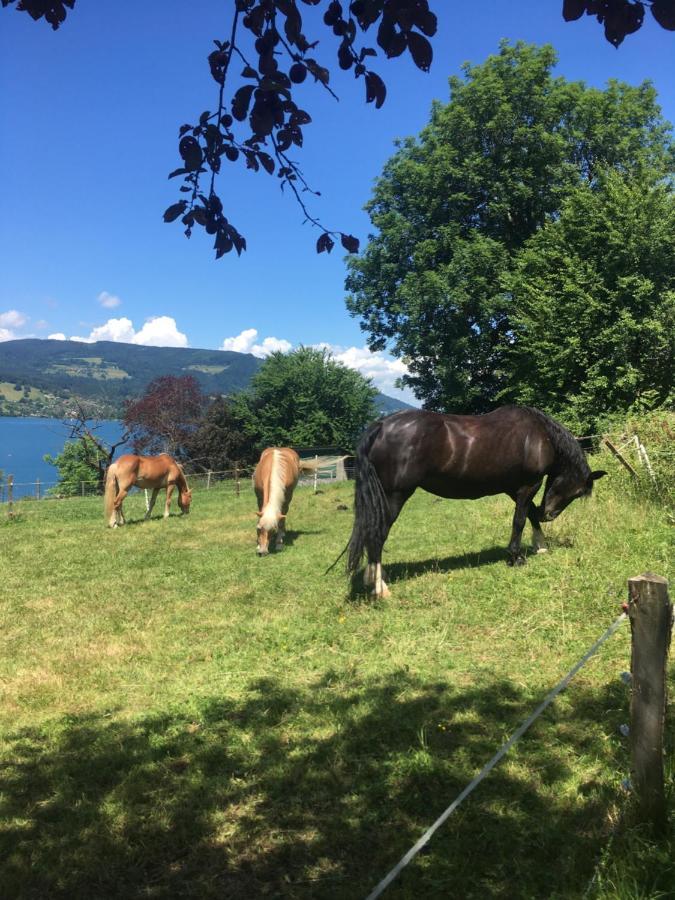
[{"left": 1, "top": 672, "right": 668, "bottom": 899}]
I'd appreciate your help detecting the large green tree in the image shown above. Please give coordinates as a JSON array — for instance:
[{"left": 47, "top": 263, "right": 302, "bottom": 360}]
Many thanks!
[
  {"left": 500, "top": 171, "right": 675, "bottom": 430},
  {"left": 345, "top": 41, "right": 674, "bottom": 414},
  {"left": 233, "top": 346, "right": 377, "bottom": 449}
]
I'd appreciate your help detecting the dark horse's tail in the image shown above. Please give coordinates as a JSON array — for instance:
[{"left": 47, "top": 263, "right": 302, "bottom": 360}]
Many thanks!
[{"left": 346, "top": 420, "right": 391, "bottom": 586}]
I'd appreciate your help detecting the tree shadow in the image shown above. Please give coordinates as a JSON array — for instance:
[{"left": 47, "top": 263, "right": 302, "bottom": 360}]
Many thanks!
[{"left": 0, "top": 670, "right": 650, "bottom": 899}]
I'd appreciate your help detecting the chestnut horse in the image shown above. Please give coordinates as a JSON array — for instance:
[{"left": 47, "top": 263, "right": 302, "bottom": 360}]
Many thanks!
[
  {"left": 253, "top": 447, "right": 324, "bottom": 555},
  {"left": 104, "top": 453, "right": 192, "bottom": 527},
  {"left": 347, "top": 406, "right": 606, "bottom": 596}
]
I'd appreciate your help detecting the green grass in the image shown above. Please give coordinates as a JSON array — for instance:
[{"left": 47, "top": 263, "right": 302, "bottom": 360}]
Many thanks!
[{"left": 0, "top": 476, "right": 672, "bottom": 899}]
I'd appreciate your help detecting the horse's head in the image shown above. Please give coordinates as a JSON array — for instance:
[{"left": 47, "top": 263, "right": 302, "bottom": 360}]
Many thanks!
[
  {"left": 256, "top": 512, "right": 285, "bottom": 556},
  {"left": 538, "top": 469, "right": 606, "bottom": 522},
  {"left": 178, "top": 488, "right": 192, "bottom": 515}
]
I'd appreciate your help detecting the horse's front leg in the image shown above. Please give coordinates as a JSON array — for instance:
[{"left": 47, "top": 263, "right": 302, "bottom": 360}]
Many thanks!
[
  {"left": 507, "top": 486, "right": 540, "bottom": 566},
  {"left": 164, "top": 484, "right": 174, "bottom": 518},
  {"left": 145, "top": 488, "right": 160, "bottom": 520},
  {"left": 275, "top": 515, "right": 287, "bottom": 551}
]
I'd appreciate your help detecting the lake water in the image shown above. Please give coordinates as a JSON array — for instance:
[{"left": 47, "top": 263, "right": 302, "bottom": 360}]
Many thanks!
[{"left": 0, "top": 416, "right": 126, "bottom": 498}]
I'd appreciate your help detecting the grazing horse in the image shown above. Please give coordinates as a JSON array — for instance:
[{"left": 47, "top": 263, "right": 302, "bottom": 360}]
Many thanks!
[
  {"left": 253, "top": 447, "right": 323, "bottom": 555},
  {"left": 347, "top": 406, "right": 606, "bottom": 596},
  {"left": 104, "top": 453, "right": 192, "bottom": 528}
]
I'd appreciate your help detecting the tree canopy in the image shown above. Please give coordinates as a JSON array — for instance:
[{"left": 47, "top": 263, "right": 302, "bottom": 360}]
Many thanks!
[
  {"left": 124, "top": 375, "right": 207, "bottom": 459},
  {"left": 345, "top": 41, "right": 674, "bottom": 427},
  {"left": 232, "top": 345, "right": 378, "bottom": 448},
  {"left": 501, "top": 171, "right": 675, "bottom": 430}
]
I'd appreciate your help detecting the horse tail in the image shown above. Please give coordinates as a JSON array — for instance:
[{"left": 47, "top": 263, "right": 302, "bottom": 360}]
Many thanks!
[
  {"left": 104, "top": 463, "right": 117, "bottom": 522},
  {"left": 347, "top": 421, "right": 390, "bottom": 577}
]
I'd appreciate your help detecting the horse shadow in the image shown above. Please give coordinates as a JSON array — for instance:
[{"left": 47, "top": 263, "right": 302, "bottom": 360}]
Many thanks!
[
  {"left": 384, "top": 545, "right": 509, "bottom": 582},
  {"left": 276, "top": 529, "right": 322, "bottom": 549}
]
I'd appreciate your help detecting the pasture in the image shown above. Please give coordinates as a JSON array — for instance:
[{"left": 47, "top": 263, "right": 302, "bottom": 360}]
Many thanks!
[{"left": 0, "top": 476, "right": 672, "bottom": 898}]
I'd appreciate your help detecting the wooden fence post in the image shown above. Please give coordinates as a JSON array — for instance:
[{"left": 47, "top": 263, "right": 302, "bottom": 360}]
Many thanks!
[
  {"left": 235, "top": 466, "right": 240, "bottom": 498},
  {"left": 81, "top": 481, "right": 86, "bottom": 497},
  {"left": 313, "top": 454, "right": 319, "bottom": 494},
  {"left": 206, "top": 470, "right": 212, "bottom": 491},
  {"left": 35, "top": 478, "right": 41, "bottom": 501},
  {"left": 7, "top": 474, "right": 14, "bottom": 517},
  {"left": 627, "top": 573, "right": 672, "bottom": 833}
]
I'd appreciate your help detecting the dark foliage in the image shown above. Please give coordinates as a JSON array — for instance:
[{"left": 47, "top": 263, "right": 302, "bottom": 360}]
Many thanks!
[
  {"left": 183, "top": 396, "right": 258, "bottom": 471},
  {"left": 4, "top": 1, "right": 671, "bottom": 259},
  {"left": 123, "top": 375, "right": 207, "bottom": 459}
]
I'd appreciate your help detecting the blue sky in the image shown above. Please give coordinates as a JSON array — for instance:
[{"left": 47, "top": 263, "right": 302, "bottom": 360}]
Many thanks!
[{"left": 1, "top": 1, "right": 673, "bottom": 402}]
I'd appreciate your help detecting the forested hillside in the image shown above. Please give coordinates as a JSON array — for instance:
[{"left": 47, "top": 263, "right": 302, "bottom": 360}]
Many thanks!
[{"left": 0, "top": 339, "right": 409, "bottom": 417}]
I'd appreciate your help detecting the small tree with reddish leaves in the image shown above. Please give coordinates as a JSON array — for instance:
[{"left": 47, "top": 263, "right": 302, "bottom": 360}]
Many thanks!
[{"left": 124, "top": 375, "right": 207, "bottom": 462}]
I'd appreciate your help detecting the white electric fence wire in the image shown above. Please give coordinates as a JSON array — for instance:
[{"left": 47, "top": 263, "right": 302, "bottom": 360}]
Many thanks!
[{"left": 365, "top": 612, "right": 628, "bottom": 900}]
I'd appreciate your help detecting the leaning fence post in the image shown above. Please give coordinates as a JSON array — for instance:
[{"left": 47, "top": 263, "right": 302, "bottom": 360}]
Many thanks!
[{"left": 627, "top": 573, "right": 672, "bottom": 833}]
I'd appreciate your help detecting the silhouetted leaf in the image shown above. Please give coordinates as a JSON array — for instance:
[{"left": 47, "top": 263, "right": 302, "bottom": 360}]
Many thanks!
[
  {"left": 163, "top": 201, "right": 188, "bottom": 223},
  {"left": 316, "top": 232, "right": 334, "bottom": 253},
  {"left": 652, "top": 0, "right": 675, "bottom": 29},
  {"left": 407, "top": 31, "right": 432, "bottom": 71},
  {"left": 232, "top": 84, "right": 255, "bottom": 121},
  {"left": 365, "top": 70, "right": 386, "bottom": 108},
  {"left": 340, "top": 233, "right": 359, "bottom": 253},
  {"left": 289, "top": 62, "right": 307, "bottom": 83},
  {"left": 563, "top": 0, "right": 586, "bottom": 21},
  {"left": 258, "top": 152, "right": 275, "bottom": 174},
  {"left": 168, "top": 167, "right": 188, "bottom": 179}
]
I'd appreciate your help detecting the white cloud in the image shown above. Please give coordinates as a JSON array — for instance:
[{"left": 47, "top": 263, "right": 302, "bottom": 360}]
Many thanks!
[
  {"left": 47, "top": 332, "right": 67, "bottom": 341},
  {"left": 0, "top": 327, "right": 14, "bottom": 342},
  {"left": 321, "top": 343, "right": 416, "bottom": 403},
  {"left": 0, "top": 309, "right": 28, "bottom": 329},
  {"left": 132, "top": 316, "right": 188, "bottom": 348},
  {"left": 35, "top": 319, "right": 50, "bottom": 330},
  {"left": 220, "top": 328, "right": 291, "bottom": 358},
  {"left": 89, "top": 316, "right": 136, "bottom": 343},
  {"left": 63, "top": 316, "right": 189, "bottom": 348},
  {"left": 98, "top": 291, "right": 122, "bottom": 309},
  {"left": 219, "top": 328, "right": 416, "bottom": 403}
]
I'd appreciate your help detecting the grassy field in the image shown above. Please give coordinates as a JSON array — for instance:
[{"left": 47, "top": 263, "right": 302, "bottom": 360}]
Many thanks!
[{"left": 0, "top": 474, "right": 672, "bottom": 899}]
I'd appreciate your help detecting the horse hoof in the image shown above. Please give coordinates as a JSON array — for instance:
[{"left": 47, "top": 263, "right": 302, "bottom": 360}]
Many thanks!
[
  {"left": 535, "top": 547, "right": 548, "bottom": 554},
  {"left": 508, "top": 556, "right": 526, "bottom": 567}
]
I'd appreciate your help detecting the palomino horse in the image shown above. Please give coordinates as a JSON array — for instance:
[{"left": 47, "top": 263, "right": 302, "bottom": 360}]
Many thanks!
[
  {"left": 253, "top": 447, "right": 324, "bottom": 555},
  {"left": 104, "top": 453, "right": 192, "bottom": 527},
  {"left": 347, "top": 406, "right": 606, "bottom": 596}
]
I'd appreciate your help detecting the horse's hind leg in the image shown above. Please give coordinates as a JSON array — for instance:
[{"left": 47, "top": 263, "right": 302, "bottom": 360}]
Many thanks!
[
  {"left": 113, "top": 488, "right": 129, "bottom": 527},
  {"left": 365, "top": 489, "right": 410, "bottom": 597},
  {"left": 527, "top": 500, "right": 547, "bottom": 553}
]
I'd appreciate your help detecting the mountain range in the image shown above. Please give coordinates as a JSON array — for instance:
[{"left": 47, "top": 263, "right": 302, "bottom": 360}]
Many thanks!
[{"left": 0, "top": 339, "right": 411, "bottom": 418}]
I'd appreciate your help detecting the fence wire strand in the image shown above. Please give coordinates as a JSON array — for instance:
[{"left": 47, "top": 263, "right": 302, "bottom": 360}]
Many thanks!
[{"left": 365, "top": 612, "right": 628, "bottom": 900}]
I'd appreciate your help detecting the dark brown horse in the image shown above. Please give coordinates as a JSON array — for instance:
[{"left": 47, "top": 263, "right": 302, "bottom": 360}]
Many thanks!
[
  {"left": 347, "top": 406, "right": 606, "bottom": 596},
  {"left": 104, "top": 453, "right": 192, "bottom": 527}
]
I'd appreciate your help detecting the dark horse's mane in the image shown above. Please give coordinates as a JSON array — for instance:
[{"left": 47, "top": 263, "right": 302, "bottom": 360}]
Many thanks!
[{"left": 518, "top": 406, "right": 589, "bottom": 477}]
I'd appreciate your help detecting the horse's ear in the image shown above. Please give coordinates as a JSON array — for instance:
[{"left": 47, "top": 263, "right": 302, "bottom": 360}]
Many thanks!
[{"left": 590, "top": 470, "right": 607, "bottom": 481}]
